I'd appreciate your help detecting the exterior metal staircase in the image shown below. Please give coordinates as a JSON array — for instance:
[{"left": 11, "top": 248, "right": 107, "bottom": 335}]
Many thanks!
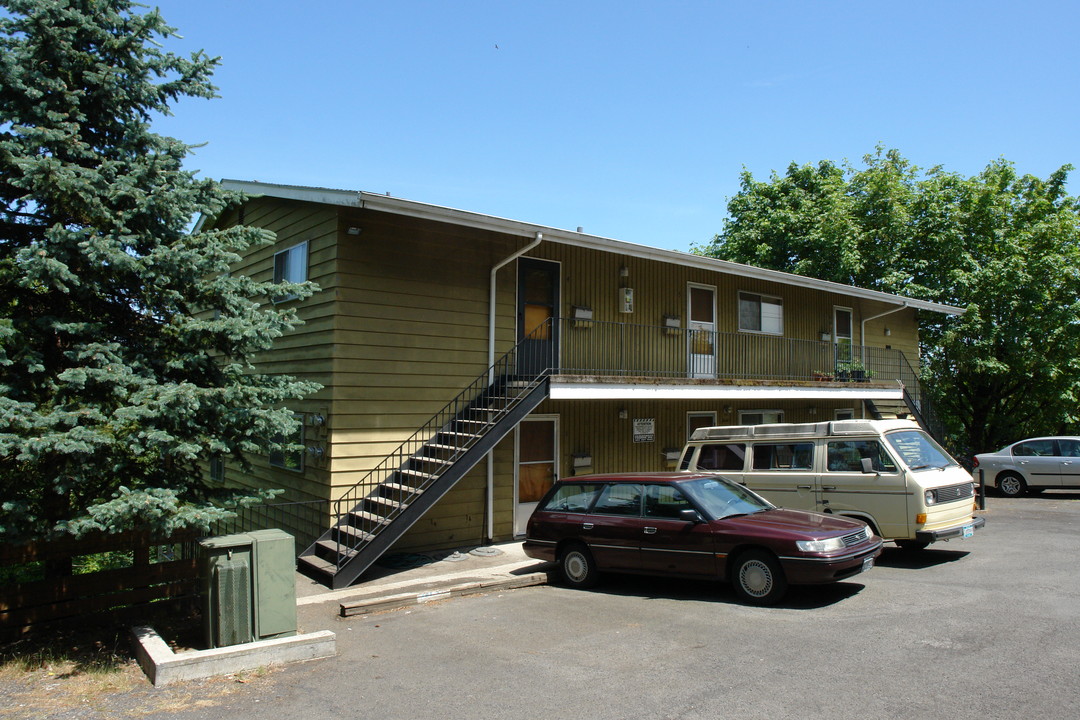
[
  {"left": 864, "top": 353, "right": 945, "bottom": 443},
  {"left": 298, "top": 324, "right": 554, "bottom": 590}
]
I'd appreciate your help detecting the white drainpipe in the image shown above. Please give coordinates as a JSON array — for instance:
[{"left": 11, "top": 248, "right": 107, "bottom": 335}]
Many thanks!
[
  {"left": 484, "top": 232, "right": 543, "bottom": 542},
  {"left": 859, "top": 302, "right": 910, "bottom": 372}
]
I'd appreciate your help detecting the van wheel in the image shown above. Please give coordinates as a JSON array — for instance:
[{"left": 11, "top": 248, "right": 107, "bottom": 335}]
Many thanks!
[
  {"left": 559, "top": 543, "right": 599, "bottom": 589},
  {"left": 997, "top": 473, "right": 1026, "bottom": 498},
  {"left": 732, "top": 550, "right": 787, "bottom": 605}
]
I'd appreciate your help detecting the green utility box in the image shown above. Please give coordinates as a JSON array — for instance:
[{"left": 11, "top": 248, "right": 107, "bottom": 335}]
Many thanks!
[{"left": 199, "top": 530, "right": 298, "bottom": 649}]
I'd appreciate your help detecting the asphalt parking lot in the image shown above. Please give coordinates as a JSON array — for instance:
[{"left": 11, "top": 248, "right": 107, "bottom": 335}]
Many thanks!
[{"left": 148, "top": 494, "right": 1080, "bottom": 719}]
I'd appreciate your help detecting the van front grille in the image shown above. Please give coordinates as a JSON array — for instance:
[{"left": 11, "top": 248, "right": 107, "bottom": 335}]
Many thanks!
[{"left": 936, "top": 483, "right": 975, "bottom": 504}]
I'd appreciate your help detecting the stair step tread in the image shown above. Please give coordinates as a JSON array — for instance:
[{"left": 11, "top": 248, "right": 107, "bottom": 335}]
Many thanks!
[
  {"left": 412, "top": 455, "right": 454, "bottom": 465},
  {"left": 299, "top": 554, "right": 337, "bottom": 574},
  {"left": 334, "top": 523, "right": 376, "bottom": 542},
  {"left": 382, "top": 481, "right": 420, "bottom": 493},
  {"left": 316, "top": 538, "right": 358, "bottom": 559},
  {"left": 348, "top": 509, "right": 390, "bottom": 525},
  {"left": 366, "top": 495, "right": 406, "bottom": 510},
  {"left": 397, "top": 468, "right": 436, "bottom": 480}
]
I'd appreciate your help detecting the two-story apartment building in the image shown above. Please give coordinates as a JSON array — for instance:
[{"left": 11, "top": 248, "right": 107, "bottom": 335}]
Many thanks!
[{"left": 200, "top": 180, "right": 963, "bottom": 588}]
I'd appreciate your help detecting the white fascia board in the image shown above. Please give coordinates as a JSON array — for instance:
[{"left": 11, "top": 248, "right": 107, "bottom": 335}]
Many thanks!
[
  {"left": 548, "top": 382, "right": 905, "bottom": 401},
  {"left": 207, "top": 181, "right": 963, "bottom": 316},
  {"left": 222, "top": 180, "right": 361, "bottom": 207}
]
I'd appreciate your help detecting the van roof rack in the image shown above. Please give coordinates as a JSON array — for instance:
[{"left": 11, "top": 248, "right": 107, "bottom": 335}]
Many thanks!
[{"left": 689, "top": 419, "right": 908, "bottom": 441}]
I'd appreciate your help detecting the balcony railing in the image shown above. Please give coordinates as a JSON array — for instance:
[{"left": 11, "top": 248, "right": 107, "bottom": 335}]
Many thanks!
[{"left": 554, "top": 318, "right": 907, "bottom": 384}]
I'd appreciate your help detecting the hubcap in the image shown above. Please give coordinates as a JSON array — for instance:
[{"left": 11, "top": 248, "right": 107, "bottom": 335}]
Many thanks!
[
  {"left": 1002, "top": 477, "right": 1021, "bottom": 495},
  {"left": 740, "top": 560, "right": 773, "bottom": 597},
  {"left": 565, "top": 553, "right": 587, "bottom": 582}
]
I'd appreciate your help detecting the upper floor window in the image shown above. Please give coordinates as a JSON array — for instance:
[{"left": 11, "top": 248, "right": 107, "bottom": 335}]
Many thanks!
[
  {"left": 738, "top": 292, "right": 783, "bottom": 335},
  {"left": 272, "top": 241, "right": 309, "bottom": 303}
]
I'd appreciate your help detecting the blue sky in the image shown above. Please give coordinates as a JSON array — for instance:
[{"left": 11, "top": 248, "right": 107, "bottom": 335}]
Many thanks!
[{"left": 152, "top": 1, "right": 1080, "bottom": 251}]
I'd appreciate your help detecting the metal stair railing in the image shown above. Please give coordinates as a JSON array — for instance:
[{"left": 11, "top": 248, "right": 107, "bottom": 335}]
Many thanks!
[
  {"left": 303, "top": 319, "right": 555, "bottom": 585},
  {"left": 895, "top": 352, "right": 945, "bottom": 442}
]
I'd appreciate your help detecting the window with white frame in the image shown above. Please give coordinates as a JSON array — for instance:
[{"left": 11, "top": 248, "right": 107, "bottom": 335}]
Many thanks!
[
  {"left": 738, "top": 292, "right": 783, "bottom": 335},
  {"left": 740, "top": 409, "right": 784, "bottom": 425},
  {"left": 272, "top": 241, "right": 309, "bottom": 303}
]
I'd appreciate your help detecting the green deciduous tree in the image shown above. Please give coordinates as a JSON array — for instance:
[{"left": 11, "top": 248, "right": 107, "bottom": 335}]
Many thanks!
[
  {"left": 697, "top": 147, "right": 1080, "bottom": 458},
  {"left": 0, "top": 0, "right": 319, "bottom": 539}
]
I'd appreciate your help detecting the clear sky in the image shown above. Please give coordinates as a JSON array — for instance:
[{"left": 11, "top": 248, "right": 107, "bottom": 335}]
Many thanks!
[{"left": 151, "top": 0, "right": 1080, "bottom": 252}]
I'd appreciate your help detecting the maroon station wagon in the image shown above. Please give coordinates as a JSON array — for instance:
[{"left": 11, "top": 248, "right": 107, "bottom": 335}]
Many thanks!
[{"left": 524, "top": 472, "right": 883, "bottom": 605}]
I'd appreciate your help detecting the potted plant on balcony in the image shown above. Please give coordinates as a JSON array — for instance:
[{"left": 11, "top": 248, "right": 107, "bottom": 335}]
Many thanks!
[{"left": 836, "top": 360, "right": 872, "bottom": 382}]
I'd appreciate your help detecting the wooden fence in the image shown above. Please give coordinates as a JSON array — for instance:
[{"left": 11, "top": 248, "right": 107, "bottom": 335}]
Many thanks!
[{"left": 0, "top": 530, "right": 202, "bottom": 639}]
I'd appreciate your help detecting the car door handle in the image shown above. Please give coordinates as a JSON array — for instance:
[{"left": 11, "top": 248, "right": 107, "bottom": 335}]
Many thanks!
[
  {"left": 582, "top": 523, "right": 594, "bottom": 530},
  {"left": 822, "top": 485, "right": 837, "bottom": 491},
  {"left": 796, "top": 485, "right": 812, "bottom": 490},
  {"left": 643, "top": 527, "right": 657, "bottom": 535}
]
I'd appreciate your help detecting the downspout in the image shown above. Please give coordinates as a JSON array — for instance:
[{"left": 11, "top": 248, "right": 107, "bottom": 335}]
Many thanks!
[
  {"left": 860, "top": 302, "right": 910, "bottom": 348},
  {"left": 484, "top": 232, "right": 543, "bottom": 542},
  {"left": 859, "top": 302, "right": 911, "bottom": 392}
]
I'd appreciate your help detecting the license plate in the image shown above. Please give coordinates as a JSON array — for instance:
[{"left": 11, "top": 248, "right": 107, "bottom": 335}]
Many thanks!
[
  {"left": 962, "top": 524, "right": 974, "bottom": 538},
  {"left": 861, "top": 556, "right": 874, "bottom": 573}
]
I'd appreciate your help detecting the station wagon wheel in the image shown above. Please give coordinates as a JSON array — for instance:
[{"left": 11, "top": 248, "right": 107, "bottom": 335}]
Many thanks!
[
  {"left": 997, "top": 473, "right": 1026, "bottom": 498},
  {"left": 732, "top": 550, "right": 787, "bottom": 605},
  {"left": 559, "top": 543, "right": 599, "bottom": 589}
]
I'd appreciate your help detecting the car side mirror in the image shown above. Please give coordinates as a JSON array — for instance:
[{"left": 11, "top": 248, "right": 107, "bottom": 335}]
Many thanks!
[
  {"left": 679, "top": 508, "right": 704, "bottom": 523},
  {"left": 860, "top": 457, "right": 877, "bottom": 474}
]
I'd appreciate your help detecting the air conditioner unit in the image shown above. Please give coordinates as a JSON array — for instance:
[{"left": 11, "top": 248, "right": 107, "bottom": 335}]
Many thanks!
[{"left": 199, "top": 530, "right": 297, "bottom": 649}]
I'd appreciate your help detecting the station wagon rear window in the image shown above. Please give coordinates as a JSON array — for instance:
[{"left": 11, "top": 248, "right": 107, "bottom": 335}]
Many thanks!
[
  {"left": 540, "top": 483, "right": 603, "bottom": 513},
  {"left": 752, "top": 443, "right": 813, "bottom": 470},
  {"left": 696, "top": 443, "right": 747, "bottom": 471}
]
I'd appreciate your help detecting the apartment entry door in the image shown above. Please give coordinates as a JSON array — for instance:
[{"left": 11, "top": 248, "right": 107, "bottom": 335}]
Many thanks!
[
  {"left": 516, "top": 417, "right": 558, "bottom": 535},
  {"left": 688, "top": 284, "right": 717, "bottom": 378},
  {"left": 517, "top": 258, "right": 560, "bottom": 376}
]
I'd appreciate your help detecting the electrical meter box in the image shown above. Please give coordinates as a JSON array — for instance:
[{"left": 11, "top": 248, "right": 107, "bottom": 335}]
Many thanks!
[{"left": 199, "top": 530, "right": 298, "bottom": 649}]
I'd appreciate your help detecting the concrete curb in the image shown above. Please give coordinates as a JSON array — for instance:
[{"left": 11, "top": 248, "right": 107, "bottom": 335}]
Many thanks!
[
  {"left": 131, "top": 626, "right": 337, "bottom": 686},
  {"left": 339, "top": 570, "right": 551, "bottom": 617}
]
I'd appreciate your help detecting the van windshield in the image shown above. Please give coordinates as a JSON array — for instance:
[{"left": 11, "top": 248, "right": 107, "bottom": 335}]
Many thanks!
[
  {"left": 886, "top": 430, "right": 957, "bottom": 471},
  {"left": 681, "top": 476, "right": 774, "bottom": 520}
]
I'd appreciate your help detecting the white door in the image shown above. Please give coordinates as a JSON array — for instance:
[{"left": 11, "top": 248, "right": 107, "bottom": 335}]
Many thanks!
[
  {"left": 516, "top": 417, "right": 558, "bottom": 535},
  {"left": 834, "top": 307, "right": 854, "bottom": 368},
  {"left": 688, "top": 284, "right": 716, "bottom": 378}
]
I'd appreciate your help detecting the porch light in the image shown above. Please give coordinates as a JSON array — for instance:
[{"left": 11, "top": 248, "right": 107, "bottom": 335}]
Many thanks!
[
  {"left": 572, "top": 453, "right": 593, "bottom": 469},
  {"left": 618, "top": 408, "right": 628, "bottom": 419},
  {"left": 663, "top": 314, "right": 680, "bottom": 335},
  {"left": 662, "top": 448, "right": 682, "bottom": 465}
]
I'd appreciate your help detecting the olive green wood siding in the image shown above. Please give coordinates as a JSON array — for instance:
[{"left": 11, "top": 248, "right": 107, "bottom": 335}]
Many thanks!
[
  {"left": 217, "top": 196, "right": 928, "bottom": 553},
  {"left": 212, "top": 197, "right": 337, "bottom": 508}
]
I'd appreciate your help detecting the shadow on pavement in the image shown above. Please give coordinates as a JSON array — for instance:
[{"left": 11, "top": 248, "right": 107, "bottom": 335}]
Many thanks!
[
  {"left": 874, "top": 546, "right": 969, "bottom": 569},
  {"left": 570, "top": 572, "right": 867, "bottom": 610}
]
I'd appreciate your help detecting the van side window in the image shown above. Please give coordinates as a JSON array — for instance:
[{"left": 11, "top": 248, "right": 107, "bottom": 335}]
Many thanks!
[
  {"left": 697, "top": 443, "right": 747, "bottom": 471},
  {"left": 592, "top": 484, "right": 643, "bottom": 516},
  {"left": 826, "top": 440, "right": 897, "bottom": 472},
  {"left": 541, "top": 483, "right": 602, "bottom": 513},
  {"left": 752, "top": 443, "right": 813, "bottom": 470}
]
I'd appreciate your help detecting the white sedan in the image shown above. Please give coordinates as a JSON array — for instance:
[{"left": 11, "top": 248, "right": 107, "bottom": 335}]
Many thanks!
[{"left": 973, "top": 437, "right": 1080, "bottom": 497}]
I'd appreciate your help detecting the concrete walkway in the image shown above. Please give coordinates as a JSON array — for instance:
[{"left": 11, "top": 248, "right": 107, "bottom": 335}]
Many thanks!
[{"left": 293, "top": 541, "right": 555, "bottom": 629}]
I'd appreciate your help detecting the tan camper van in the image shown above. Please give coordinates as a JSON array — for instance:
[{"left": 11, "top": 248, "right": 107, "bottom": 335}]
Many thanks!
[{"left": 679, "top": 419, "right": 985, "bottom": 549}]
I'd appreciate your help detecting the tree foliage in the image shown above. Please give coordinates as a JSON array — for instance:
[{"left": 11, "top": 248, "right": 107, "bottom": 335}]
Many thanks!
[
  {"left": 697, "top": 147, "right": 1080, "bottom": 457},
  {"left": 0, "top": 0, "right": 319, "bottom": 539}
]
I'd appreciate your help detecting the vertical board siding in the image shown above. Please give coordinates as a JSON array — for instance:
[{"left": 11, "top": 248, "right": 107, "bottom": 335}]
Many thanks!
[{"left": 222, "top": 196, "right": 928, "bottom": 551}]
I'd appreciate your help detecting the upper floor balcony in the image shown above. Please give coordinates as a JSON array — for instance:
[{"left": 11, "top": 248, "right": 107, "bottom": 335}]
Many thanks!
[{"left": 521, "top": 318, "right": 921, "bottom": 406}]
